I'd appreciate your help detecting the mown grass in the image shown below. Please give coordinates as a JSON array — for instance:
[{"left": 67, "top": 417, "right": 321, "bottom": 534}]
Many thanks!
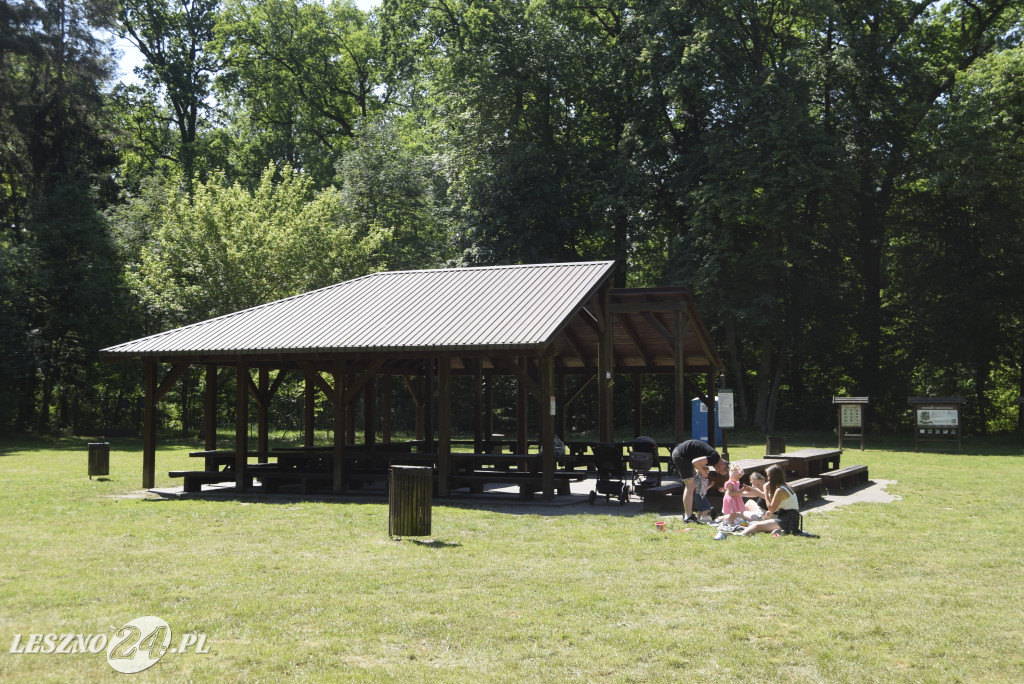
[{"left": 0, "top": 432, "right": 1022, "bottom": 682}]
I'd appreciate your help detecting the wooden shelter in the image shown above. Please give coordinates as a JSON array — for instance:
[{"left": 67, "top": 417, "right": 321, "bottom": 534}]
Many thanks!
[{"left": 101, "top": 261, "right": 722, "bottom": 499}]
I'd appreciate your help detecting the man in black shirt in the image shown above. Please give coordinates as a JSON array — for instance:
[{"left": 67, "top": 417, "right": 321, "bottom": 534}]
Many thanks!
[{"left": 670, "top": 439, "right": 728, "bottom": 523}]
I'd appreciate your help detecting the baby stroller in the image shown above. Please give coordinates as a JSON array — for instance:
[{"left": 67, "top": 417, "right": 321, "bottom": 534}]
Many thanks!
[
  {"left": 626, "top": 436, "right": 663, "bottom": 500},
  {"left": 588, "top": 442, "right": 629, "bottom": 505}
]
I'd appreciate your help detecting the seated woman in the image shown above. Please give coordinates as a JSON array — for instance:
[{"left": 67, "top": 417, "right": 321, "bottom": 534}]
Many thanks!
[{"left": 738, "top": 464, "right": 801, "bottom": 536}]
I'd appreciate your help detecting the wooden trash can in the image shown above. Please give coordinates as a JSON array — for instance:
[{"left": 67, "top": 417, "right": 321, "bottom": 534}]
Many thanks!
[
  {"left": 389, "top": 466, "right": 432, "bottom": 537},
  {"left": 88, "top": 442, "right": 110, "bottom": 478},
  {"left": 765, "top": 436, "right": 786, "bottom": 456}
]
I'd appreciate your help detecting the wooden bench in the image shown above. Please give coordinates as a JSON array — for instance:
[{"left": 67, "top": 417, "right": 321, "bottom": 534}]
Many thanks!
[
  {"left": 819, "top": 465, "right": 869, "bottom": 493},
  {"left": 257, "top": 469, "right": 334, "bottom": 494},
  {"left": 169, "top": 470, "right": 237, "bottom": 493},
  {"left": 641, "top": 482, "right": 684, "bottom": 512},
  {"left": 447, "top": 473, "right": 571, "bottom": 499},
  {"left": 787, "top": 477, "right": 823, "bottom": 504}
]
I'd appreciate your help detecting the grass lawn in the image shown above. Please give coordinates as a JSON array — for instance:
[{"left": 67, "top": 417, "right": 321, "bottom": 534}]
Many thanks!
[{"left": 1, "top": 432, "right": 1022, "bottom": 682}]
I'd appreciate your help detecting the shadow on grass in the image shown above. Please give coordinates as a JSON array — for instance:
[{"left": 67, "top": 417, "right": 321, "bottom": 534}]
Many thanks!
[
  {"left": 405, "top": 539, "right": 461, "bottom": 548},
  {"left": 131, "top": 485, "right": 651, "bottom": 517}
]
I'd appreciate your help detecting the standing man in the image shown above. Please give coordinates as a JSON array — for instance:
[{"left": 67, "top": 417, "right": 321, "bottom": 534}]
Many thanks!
[{"left": 670, "top": 439, "right": 728, "bottom": 523}]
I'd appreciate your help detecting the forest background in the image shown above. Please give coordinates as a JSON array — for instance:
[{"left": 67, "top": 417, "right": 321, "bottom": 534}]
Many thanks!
[{"left": 2, "top": 0, "right": 1024, "bottom": 440}]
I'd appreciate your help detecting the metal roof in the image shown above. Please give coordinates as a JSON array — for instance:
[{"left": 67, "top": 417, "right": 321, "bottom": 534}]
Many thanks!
[{"left": 101, "top": 261, "right": 617, "bottom": 359}]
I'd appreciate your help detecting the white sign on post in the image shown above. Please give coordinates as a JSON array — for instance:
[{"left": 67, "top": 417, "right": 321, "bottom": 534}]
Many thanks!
[
  {"left": 840, "top": 404, "right": 863, "bottom": 428},
  {"left": 917, "top": 409, "right": 958, "bottom": 427},
  {"left": 718, "top": 391, "right": 735, "bottom": 429}
]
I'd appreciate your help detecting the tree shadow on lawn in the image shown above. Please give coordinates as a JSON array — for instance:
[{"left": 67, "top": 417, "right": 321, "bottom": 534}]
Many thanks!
[{"left": 131, "top": 484, "right": 651, "bottom": 517}]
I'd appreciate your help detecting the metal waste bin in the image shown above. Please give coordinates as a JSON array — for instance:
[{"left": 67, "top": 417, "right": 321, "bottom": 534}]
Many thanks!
[
  {"left": 88, "top": 442, "right": 110, "bottom": 478},
  {"left": 388, "top": 465, "right": 432, "bottom": 537}
]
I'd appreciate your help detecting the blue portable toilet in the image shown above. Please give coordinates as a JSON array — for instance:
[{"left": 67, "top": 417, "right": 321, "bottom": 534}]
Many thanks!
[{"left": 691, "top": 397, "right": 723, "bottom": 445}]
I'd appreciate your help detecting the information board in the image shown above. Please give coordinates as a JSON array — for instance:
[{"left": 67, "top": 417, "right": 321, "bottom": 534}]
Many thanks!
[
  {"left": 718, "top": 390, "right": 735, "bottom": 429},
  {"left": 839, "top": 404, "right": 862, "bottom": 428},
  {"left": 917, "top": 409, "right": 959, "bottom": 427}
]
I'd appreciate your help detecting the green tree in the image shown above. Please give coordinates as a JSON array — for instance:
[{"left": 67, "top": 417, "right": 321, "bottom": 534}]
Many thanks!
[
  {"left": 825, "top": 0, "right": 1024, "bottom": 416},
  {"left": 119, "top": 165, "right": 388, "bottom": 329},
  {"left": 335, "top": 118, "right": 454, "bottom": 270},
  {"left": 1, "top": 0, "right": 124, "bottom": 433},
  {"left": 889, "top": 47, "right": 1024, "bottom": 432},
  {"left": 216, "top": 0, "right": 383, "bottom": 187},
  {"left": 118, "top": 0, "right": 220, "bottom": 189}
]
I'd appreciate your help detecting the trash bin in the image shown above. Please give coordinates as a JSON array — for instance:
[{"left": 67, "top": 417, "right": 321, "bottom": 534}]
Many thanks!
[
  {"left": 88, "top": 442, "right": 110, "bottom": 478},
  {"left": 389, "top": 466, "right": 432, "bottom": 537},
  {"left": 766, "top": 436, "right": 786, "bottom": 455}
]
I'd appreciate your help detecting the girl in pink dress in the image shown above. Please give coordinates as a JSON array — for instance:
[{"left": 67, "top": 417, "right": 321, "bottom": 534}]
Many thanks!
[{"left": 721, "top": 464, "right": 745, "bottom": 526}]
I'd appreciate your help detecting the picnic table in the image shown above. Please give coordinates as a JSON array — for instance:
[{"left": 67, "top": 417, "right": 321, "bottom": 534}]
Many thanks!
[
  {"left": 449, "top": 439, "right": 516, "bottom": 454},
  {"left": 728, "top": 457, "right": 791, "bottom": 482},
  {"left": 772, "top": 448, "right": 841, "bottom": 478}
]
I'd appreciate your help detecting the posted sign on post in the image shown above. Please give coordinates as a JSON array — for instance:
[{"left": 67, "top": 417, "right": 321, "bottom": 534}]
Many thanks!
[
  {"left": 909, "top": 397, "right": 965, "bottom": 453},
  {"left": 718, "top": 390, "right": 735, "bottom": 430},
  {"left": 833, "top": 397, "right": 869, "bottom": 450}
]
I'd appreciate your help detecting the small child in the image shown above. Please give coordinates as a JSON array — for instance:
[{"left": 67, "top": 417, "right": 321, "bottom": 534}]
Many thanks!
[
  {"left": 692, "top": 464, "right": 713, "bottom": 522},
  {"left": 721, "top": 463, "right": 745, "bottom": 526},
  {"left": 744, "top": 472, "right": 768, "bottom": 521}
]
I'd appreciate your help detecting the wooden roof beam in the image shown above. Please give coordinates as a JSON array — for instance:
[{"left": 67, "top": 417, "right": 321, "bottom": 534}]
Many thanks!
[
  {"left": 615, "top": 313, "right": 655, "bottom": 368},
  {"left": 642, "top": 311, "right": 677, "bottom": 353}
]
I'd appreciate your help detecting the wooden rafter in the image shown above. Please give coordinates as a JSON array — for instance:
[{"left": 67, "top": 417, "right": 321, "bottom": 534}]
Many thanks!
[
  {"left": 561, "top": 326, "right": 589, "bottom": 364},
  {"left": 154, "top": 363, "right": 188, "bottom": 403},
  {"left": 616, "top": 313, "right": 654, "bottom": 368},
  {"left": 342, "top": 358, "right": 386, "bottom": 404},
  {"left": 496, "top": 356, "right": 544, "bottom": 402},
  {"left": 297, "top": 360, "right": 336, "bottom": 399},
  {"left": 641, "top": 311, "right": 676, "bottom": 352}
]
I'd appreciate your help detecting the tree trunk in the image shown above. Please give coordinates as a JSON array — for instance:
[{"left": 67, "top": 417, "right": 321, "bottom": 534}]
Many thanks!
[
  {"left": 725, "top": 320, "right": 748, "bottom": 426},
  {"left": 1019, "top": 341, "right": 1024, "bottom": 432},
  {"left": 974, "top": 360, "right": 989, "bottom": 436},
  {"left": 765, "top": 347, "right": 785, "bottom": 435},
  {"left": 753, "top": 336, "right": 774, "bottom": 432}
]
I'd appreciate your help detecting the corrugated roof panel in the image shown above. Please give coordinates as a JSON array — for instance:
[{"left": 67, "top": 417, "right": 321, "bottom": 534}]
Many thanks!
[{"left": 101, "top": 261, "right": 616, "bottom": 357}]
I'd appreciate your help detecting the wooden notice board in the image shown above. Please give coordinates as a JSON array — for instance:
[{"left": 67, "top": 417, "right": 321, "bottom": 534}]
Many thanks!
[
  {"left": 909, "top": 397, "right": 965, "bottom": 453},
  {"left": 833, "top": 396, "right": 869, "bottom": 450}
]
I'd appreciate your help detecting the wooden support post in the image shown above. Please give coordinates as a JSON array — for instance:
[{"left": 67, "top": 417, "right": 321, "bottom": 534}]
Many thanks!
[
  {"left": 411, "top": 375, "right": 425, "bottom": 441},
  {"left": 484, "top": 371, "right": 494, "bottom": 441},
  {"left": 516, "top": 358, "right": 529, "bottom": 456},
  {"left": 345, "top": 371, "right": 356, "bottom": 447},
  {"left": 633, "top": 373, "right": 643, "bottom": 438},
  {"left": 437, "top": 357, "right": 451, "bottom": 497},
  {"left": 257, "top": 367, "right": 269, "bottom": 462},
  {"left": 382, "top": 373, "right": 392, "bottom": 444},
  {"left": 140, "top": 361, "right": 190, "bottom": 489},
  {"left": 304, "top": 377, "right": 315, "bottom": 447},
  {"left": 235, "top": 363, "right": 249, "bottom": 490},
  {"left": 556, "top": 372, "right": 566, "bottom": 439},
  {"left": 332, "top": 360, "right": 347, "bottom": 494},
  {"left": 473, "top": 359, "right": 484, "bottom": 452},
  {"left": 364, "top": 375, "right": 376, "bottom": 451},
  {"left": 204, "top": 363, "right": 217, "bottom": 451},
  {"left": 597, "top": 285, "right": 614, "bottom": 443},
  {"left": 540, "top": 355, "right": 555, "bottom": 500},
  {"left": 142, "top": 361, "right": 157, "bottom": 489},
  {"left": 424, "top": 360, "right": 435, "bottom": 453},
  {"left": 674, "top": 310, "right": 689, "bottom": 444}
]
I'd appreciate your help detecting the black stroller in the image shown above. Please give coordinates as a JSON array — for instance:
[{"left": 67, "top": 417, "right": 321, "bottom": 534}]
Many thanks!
[
  {"left": 588, "top": 442, "right": 629, "bottom": 505},
  {"left": 626, "top": 436, "right": 664, "bottom": 500}
]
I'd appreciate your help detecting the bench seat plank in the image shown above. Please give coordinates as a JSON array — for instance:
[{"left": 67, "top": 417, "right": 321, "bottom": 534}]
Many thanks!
[
  {"left": 819, "top": 464, "right": 869, "bottom": 492},
  {"left": 787, "top": 476, "right": 823, "bottom": 504},
  {"left": 169, "top": 470, "right": 235, "bottom": 493}
]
